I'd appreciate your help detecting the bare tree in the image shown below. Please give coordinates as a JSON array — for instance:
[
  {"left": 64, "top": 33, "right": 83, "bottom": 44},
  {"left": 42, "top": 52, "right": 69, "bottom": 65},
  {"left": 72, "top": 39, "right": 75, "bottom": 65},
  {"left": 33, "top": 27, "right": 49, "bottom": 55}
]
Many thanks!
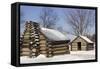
[
  {"left": 39, "top": 8, "right": 58, "bottom": 29},
  {"left": 64, "top": 9, "right": 95, "bottom": 36}
]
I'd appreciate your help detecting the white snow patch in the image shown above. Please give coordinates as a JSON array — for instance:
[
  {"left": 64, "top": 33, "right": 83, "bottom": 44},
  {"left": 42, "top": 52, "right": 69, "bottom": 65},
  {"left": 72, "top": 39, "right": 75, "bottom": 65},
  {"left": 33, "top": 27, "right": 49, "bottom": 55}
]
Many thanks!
[
  {"left": 20, "top": 50, "right": 95, "bottom": 64},
  {"left": 41, "top": 28, "right": 67, "bottom": 41}
]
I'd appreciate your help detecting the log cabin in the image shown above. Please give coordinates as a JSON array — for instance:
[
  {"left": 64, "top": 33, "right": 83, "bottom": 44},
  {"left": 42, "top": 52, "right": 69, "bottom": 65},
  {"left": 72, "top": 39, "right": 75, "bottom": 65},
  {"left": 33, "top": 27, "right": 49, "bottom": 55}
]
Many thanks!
[
  {"left": 71, "top": 36, "right": 94, "bottom": 51},
  {"left": 20, "top": 21, "right": 70, "bottom": 58}
]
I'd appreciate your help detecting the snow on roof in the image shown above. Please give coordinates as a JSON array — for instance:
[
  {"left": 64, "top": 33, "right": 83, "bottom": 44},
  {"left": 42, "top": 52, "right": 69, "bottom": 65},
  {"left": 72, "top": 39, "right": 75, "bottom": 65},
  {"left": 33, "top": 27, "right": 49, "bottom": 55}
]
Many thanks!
[
  {"left": 71, "top": 35, "right": 93, "bottom": 43},
  {"left": 41, "top": 28, "right": 67, "bottom": 41},
  {"left": 79, "top": 35, "right": 93, "bottom": 43}
]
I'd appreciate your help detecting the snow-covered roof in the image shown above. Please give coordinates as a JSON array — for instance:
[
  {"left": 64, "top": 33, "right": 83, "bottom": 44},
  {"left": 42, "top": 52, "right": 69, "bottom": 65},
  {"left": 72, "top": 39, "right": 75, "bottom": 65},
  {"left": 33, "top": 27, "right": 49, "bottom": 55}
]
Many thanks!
[
  {"left": 79, "top": 36, "right": 93, "bottom": 43},
  {"left": 71, "top": 35, "right": 93, "bottom": 43},
  {"left": 41, "top": 28, "right": 67, "bottom": 41}
]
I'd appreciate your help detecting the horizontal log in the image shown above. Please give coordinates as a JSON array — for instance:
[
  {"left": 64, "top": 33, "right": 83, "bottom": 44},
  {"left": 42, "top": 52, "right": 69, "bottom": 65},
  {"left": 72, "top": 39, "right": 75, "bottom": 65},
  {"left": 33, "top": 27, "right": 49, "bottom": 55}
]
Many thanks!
[
  {"left": 49, "top": 40, "right": 70, "bottom": 45},
  {"left": 40, "top": 51, "right": 47, "bottom": 54},
  {"left": 39, "top": 43, "right": 46, "bottom": 45},
  {"left": 22, "top": 44, "right": 29, "bottom": 46},
  {"left": 21, "top": 48, "right": 30, "bottom": 52},
  {"left": 22, "top": 40, "right": 30, "bottom": 43},
  {"left": 20, "top": 54, "right": 29, "bottom": 56},
  {"left": 53, "top": 48, "right": 68, "bottom": 51},
  {"left": 21, "top": 52, "right": 30, "bottom": 55},
  {"left": 51, "top": 44, "right": 67, "bottom": 47},
  {"left": 40, "top": 47, "right": 47, "bottom": 50},
  {"left": 40, "top": 44, "right": 46, "bottom": 47},
  {"left": 52, "top": 45, "right": 68, "bottom": 48},
  {"left": 24, "top": 33, "right": 30, "bottom": 35},
  {"left": 53, "top": 46, "right": 67, "bottom": 49},
  {"left": 40, "top": 41, "right": 46, "bottom": 44},
  {"left": 53, "top": 50, "right": 67, "bottom": 53},
  {"left": 39, "top": 39, "right": 46, "bottom": 41},
  {"left": 53, "top": 52, "right": 70, "bottom": 55}
]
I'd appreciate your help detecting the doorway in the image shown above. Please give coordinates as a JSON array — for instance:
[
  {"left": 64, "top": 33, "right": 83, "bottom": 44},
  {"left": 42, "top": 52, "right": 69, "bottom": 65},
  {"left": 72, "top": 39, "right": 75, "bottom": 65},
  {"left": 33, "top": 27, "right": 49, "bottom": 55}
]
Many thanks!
[{"left": 77, "top": 42, "right": 81, "bottom": 50}]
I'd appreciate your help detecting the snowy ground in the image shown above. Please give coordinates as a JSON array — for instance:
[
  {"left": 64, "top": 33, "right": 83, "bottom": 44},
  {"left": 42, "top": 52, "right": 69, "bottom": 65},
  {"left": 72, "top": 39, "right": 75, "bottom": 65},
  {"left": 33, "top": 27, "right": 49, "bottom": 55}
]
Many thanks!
[{"left": 20, "top": 50, "right": 95, "bottom": 64}]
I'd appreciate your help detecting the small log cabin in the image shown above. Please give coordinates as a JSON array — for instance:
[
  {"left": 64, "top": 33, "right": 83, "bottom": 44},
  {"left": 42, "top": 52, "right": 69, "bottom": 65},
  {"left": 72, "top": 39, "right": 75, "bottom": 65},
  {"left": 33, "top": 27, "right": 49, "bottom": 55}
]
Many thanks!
[
  {"left": 71, "top": 36, "right": 94, "bottom": 51},
  {"left": 20, "top": 21, "right": 70, "bottom": 58}
]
